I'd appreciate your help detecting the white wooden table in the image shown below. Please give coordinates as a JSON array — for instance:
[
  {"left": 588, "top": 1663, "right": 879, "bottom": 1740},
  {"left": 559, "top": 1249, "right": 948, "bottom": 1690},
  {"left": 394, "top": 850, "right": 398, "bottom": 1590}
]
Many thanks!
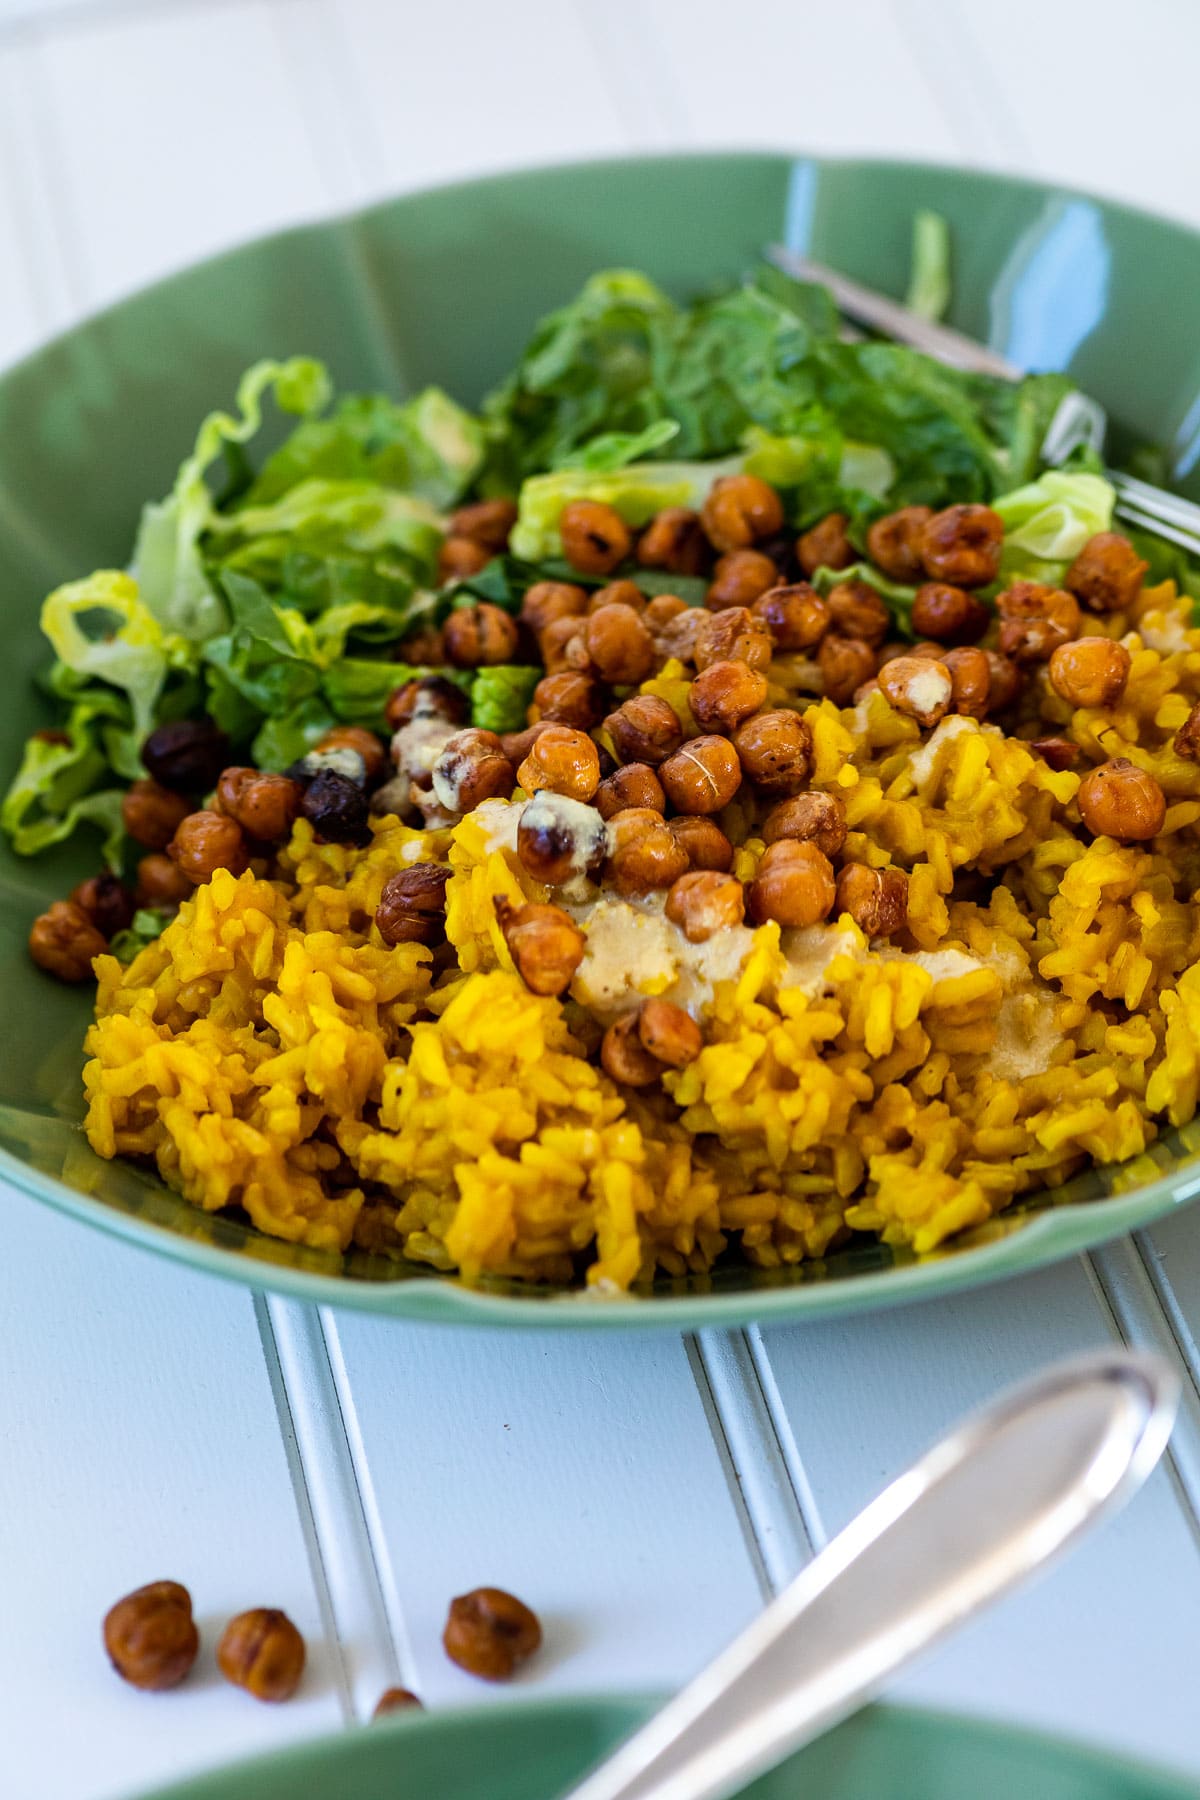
[{"left": 2, "top": 3, "right": 1199, "bottom": 1794}]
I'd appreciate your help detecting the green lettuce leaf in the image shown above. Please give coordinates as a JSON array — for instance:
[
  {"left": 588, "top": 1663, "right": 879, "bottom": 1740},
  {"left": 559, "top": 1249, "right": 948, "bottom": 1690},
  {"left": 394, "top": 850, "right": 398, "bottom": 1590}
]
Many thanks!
[
  {"left": 109, "top": 907, "right": 170, "bottom": 965},
  {"left": 248, "top": 386, "right": 484, "bottom": 510},
  {"left": 252, "top": 698, "right": 337, "bottom": 772},
  {"left": 995, "top": 470, "right": 1115, "bottom": 580},
  {"left": 1, "top": 697, "right": 129, "bottom": 866},
  {"left": 40, "top": 571, "right": 186, "bottom": 736},
  {"left": 470, "top": 666, "right": 541, "bottom": 734},
  {"left": 905, "top": 210, "right": 951, "bottom": 322},
  {"left": 510, "top": 455, "right": 740, "bottom": 562}
]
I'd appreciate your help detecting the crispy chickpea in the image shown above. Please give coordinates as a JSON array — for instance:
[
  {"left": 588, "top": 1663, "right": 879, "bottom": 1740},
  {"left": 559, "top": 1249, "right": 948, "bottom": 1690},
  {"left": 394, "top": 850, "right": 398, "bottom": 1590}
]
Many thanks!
[
  {"left": 1048, "top": 637, "right": 1131, "bottom": 709},
  {"left": 376, "top": 864, "right": 451, "bottom": 946},
  {"left": 638, "top": 997, "right": 702, "bottom": 1067},
  {"left": 70, "top": 872, "right": 136, "bottom": 939},
  {"left": 584, "top": 603, "right": 656, "bottom": 684},
  {"left": 605, "top": 695, "right": 684, "bottom": 765},
  {"left": 752, "top": 582, "right": 829, "bottom": 651},
  {"left": 655, "top": 605, "right": 710, "bottom": 667},
  {"left": 168, "top": 811, "right": 248, "bottom": 883},
  {"left": 559, "top": 499, "right": 632, "bottom": 575},
  {"left": 762, "top": 792, "right": 847, "bottom": 858},
  {"left": 135, "top": 853, "right": 192, "bottom": 908},
  {"left": 444, "top": 602, "right": 520, "bottom": 668},
  {"left": 1174, "top": 702, "right": 1200, "bottom": 761},
  {"left": 747, "top": 840, "right": 836, "bottom": 928},
  {"left": 589, "top": 579, "right": 646, "bottom": 615},
  {"left": 668, "top": 815, "right": 734, "bottom": 872},
  {"left": 605, "top": 807, "right": 691, "bottom": 895},
  {"left": 520, "top": 580, "right": 589, "bottom": 634},
  {"left": 600, "top": 1010, "right": 662, "bottom": 1086},
  {"left": 28, "top": 899, "right": 106, "bottom": 982},
  {"left": 449, "top": 497, "right": 518, "bottom": 553},
  {"left": 385, "top": 675, "right": 469, "bottom": 732},
  {"left": 797, "top": 512, "right": 854, "bottom": 577},
  {"left": 826, "top": 579, "right": 890, "bottom": 646},
  {"left": 942, "top": 647, "right": 991, "bottom": 720},
  {"left": 996, "top": 582, "right": 1081, "bottom": 664},
  {"left": 1077, "top": 758, "right": 1166, "bottom": 841},
  {"left": 689, "top": 659, "right": 768, "bottom": 733},
  {"left": 866, "top": 506, "right": 933, "bottom": 582},
  {"left": 217, "top": 1609, "right": 305, "bottom": 1703},
  {"left": 706, "top": 549, "right": 779, "bottom": 611},
  {"left": 920, "top": 504, "right": 1004, "bottom": 587},
  {"left": 836, "top": 864, "right": 908, "bottom": 939},
  {"left": 911, "top": 582, "right": 990, "bottom": 646},
  {"left": 374, "top": 1688, "right": 423, "bottom": 1718},
  {"left": 701, "top": 474, "right": 784, "bottom": 553},
  {"left": 438, "top": 535, "right": 492, "bottom": 582},
  {"left": 317, "top": 725, "right": 387, "bottom": 783},
  {"left": 984, "top": 651, "right": 1024, "bottom": 715},
  {"left": 394, "top": 624, "right": 446, "bottom": 665},
  {"left": 443, "top": 1588, "right": 542, "bottom": 1682},
  {"left": 644, "top": 593, "right": 687, "bottom": 631},
  {"left": 637, "top": 506, "right": 709, "bottom": 576},
  {"left": 221, "top": 770, "right": 304, "bottom": 842},
  {"left": 431, "top": 729, "right": 515, "bottom": 813},
  {"left": 517, "top": 792, "right": 607, "bottom": 884},
  {"left": 531, "top": 670, "right": 601, "bottom": 729},
  {"left": 818, "top": 634, "right": 877, "bottom": 705},
  {"left": 500, "top": 721, "right": 552, "bottom": 765},
  {"left": 516, "top": 724, "right": 601, "bottom": 802},
  {"left": 538, "top": 614, "right": 589, "bottom": 675},
  {"left": 103, "top": 1581, "right": 199, "bottom": 1692},
  {"left": 1032, "top": 737, "right": 1081, "bottom": 772},
  {"left": 665, "top": 869, "right": 745, "bottom": 941},
  {"left": 122, "top": 778, "right": 191, "bottom": 851},
  {"left": 733, "top": 710, "right": 813, "bottom": 796},
  {"left": 595, "top": 762, "right": 666, "bottom": 819},
  {"left": 694, "top": 606, "right": 774, "bottom": 673},
  {"left": 878, "top": 655, "right": 953, "bottom": 728},
  {"left": 659, "top": 735, "right": 742, "bottom": 814},
  {"left": 1066, "top": 532, "right": 1148, "bottom": 614},
  {"left": 493, "top": 896, "right": 586, "bottom": 995}
]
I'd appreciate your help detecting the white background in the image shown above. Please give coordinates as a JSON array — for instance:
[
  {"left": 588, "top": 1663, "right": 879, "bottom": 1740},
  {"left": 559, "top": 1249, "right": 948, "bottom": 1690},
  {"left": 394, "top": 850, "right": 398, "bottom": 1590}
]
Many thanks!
[{"left": 2, "top": 3, "right": 1200, "bottom": 1797}]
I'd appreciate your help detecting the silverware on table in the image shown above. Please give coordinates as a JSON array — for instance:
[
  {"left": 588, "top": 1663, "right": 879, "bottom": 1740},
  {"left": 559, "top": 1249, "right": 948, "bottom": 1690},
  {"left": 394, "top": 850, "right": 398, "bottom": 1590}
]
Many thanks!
[
  {"left": 562, "top": 1350, "right": 1178, "bottom": 1800},
  {"left": 767, "top": 245, "right": 1200, "bottom": 560}
]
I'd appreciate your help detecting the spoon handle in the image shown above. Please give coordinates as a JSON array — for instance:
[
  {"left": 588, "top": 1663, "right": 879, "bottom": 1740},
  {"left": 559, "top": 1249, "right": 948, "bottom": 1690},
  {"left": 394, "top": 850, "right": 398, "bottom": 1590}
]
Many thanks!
[{"left": 564, "top": 1350, "right": 1177, "bottom": 1800}]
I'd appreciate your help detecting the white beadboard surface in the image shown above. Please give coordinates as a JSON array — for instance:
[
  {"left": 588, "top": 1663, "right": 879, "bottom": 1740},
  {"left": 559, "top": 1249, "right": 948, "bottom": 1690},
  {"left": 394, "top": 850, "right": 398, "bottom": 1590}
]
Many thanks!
[{"left": 2, "top": 2, "right": 1200, "bottom": 1796}]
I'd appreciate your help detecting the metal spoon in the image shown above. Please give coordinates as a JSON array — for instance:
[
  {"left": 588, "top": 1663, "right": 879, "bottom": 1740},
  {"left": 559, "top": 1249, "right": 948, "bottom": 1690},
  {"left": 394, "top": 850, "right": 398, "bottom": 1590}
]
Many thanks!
[{"left": 563, "top": 1349, "right": 1178, "bottom": 1800}]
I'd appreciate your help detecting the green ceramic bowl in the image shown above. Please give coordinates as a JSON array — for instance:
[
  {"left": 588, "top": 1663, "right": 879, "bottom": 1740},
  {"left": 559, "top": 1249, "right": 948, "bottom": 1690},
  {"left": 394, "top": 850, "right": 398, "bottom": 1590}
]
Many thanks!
[
  {"left": 129, "top": 1698, "right": 1200, "bottom": 1800},
  {"left": 5, "top": 152, "right": 1200, "bottom": 1328}
]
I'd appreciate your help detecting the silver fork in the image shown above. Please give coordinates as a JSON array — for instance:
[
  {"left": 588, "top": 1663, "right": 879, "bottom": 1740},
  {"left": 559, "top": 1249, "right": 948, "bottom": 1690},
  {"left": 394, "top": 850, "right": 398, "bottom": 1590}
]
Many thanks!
[{"left": 767, "top": 245, "right": 1200, "bottom": 560}]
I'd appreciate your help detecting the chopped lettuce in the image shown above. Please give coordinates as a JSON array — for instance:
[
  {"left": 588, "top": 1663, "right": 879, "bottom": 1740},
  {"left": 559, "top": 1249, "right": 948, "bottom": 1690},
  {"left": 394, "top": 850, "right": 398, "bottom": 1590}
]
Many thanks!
[
  {"left": 510, "top": 456, "right": 740, "bottom": 562},
  {"left": 1, "top": 697, "right": 128, "bottom": 865},
  {"left": 41, "top": 571, "right": 185, "bottom": 737},
  {"left": 109, "top": 907, "right": 170, "bottom": 965},
  {"left": 248, "top": 387, "right": 485, "bottom": 510},
  {"left": 470, "top": 666, "right": 541, "bottom": 735},
  {"left": 905, "top": 211, "right": 951, "bottom": 323},
  {"left": 994, "top": 470, "right": 1115, "bottom": 581}
]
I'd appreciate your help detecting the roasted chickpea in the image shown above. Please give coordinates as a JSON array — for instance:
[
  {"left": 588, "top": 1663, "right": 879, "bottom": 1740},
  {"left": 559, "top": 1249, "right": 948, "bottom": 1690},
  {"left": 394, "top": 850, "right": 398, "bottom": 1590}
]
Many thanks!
[
  {"left": 517, "top": 792, "right": 607, "bottom": 885},
  {"left": 659, "top": 735, "right": 742, "bottom": 814},
  {"left": 538, "top": 614, "right": 589, "bottom": 675},
  {"left": 826, "top": 579, "right": 890, "bottom": 646},
  {"left": 637, "top": 506, "right": 710, "bottom": 576},
  {"left": 444, "top": 602, "right": 520, "bottom": 668},
  {"left": 317, "top": 725, "right": 387, "bottom": 783},
  {"left": 752, "top": 582, "right": 829, "bottom": 651},
  {"left": 1066, "top": 532, "right": 1148, "bottom": 613},
  {"left": 747, "top": 840, "right": 836, "bottom": 928},
  {"left": 706, "top": 549, "right": 779, "bottom": 611},
  {"left": 374, "top": 1688, "right": 423, "bottom": 1718},
  {"left": 668, "top": 815, "right": 734, "bottom": 872},
  {"left": 818, "top": 634, "right": 877, "bottom": 705},
  {"left": 996, "top": 582, "right": 1081, "bottom": 664},
  {"left": 665, "top": 869, "right": 745, "bottom": 941},
  {"left": 218, "top": 769, "right": 304, "bottom": 842},
  {"left": 689, "top": 659, "right": 768, "bottom": 733},
  {"left": 217, "top": 1609, "right": 305, "bottom": 1703},
  {"left": 438, "top": 535, "right": 492, "bottom": 582},
  {"left": 942, "top": 647, "right": 991, "bottom": 720},
  {"left": 167, "top": 810, "right": 248, "bottom": 883},
  {"left": 584, "top": 603, "right": 656, "bottom": 684},
  {"left": 733, "top": 710, "right": 813, "bottom": 796},
  {"left": 836, "top": 864, "right": 908, "bottom": 938},
  {"left": 519, "top": 580, "right": 589, "bottom": 634},
  {"left": 644, "top": 593, "right": 688, "bottom": 632},
  {"left": 135, "top": 853, "right": 192, "bottom": 909},
  {"left": 866, "top": 506, "right": 933, "bottom": 582},
  {"left": 516, "top": 724, "right": 601, "bottom": 802},
  {"left": 449, "top": 497, "right": 518, "bottom": 553},
  {"left": 701, "top": 474, "right": 784, "bottom": 553},
  {"left": 797, "top": 512, "right": 853, "bottom": 577},
  {"left": 920, "top": 504, "right": 1004, "bottom": 587},
  {"left": 70, "top": 872, "right": 136, "bottom": 940},
  {"left": 605, "top": 695, "right": 684, "bottom": 765},
  {"left": 1032, "top": 736, "right": 1081, "bottom": 772},
  {"left": 605, "top": 807, "right": 690, "bottom": 895},
  {"left": 761, "top": 792, "right": 847, "bottom": 858},
  {"left": 500, "top": 721, "right": 552, "bottom": 766},
  {"left": 29, "top": 899, "right": 107, "bottom": 982},
  {"left": 141, "top": 718, "right": 229, "bottom": 793},
  {"left": 122, "top": 778, "right": 191, "bottom": 851},
  {"left": 531, "top": 670, "right": 601, "bottom": 729},
  {"left": 493, "top": 896, "right": 586, "bottom": 995},
  {"left": 878, "top": 655, "right": 953, "bottom": 728},
  {"left": 600, "top": 1010, "right": 662, "bottom": 1086},
  {"left": 393, "top": 624, "right": 446, "bottom": 666},
  {"left": 911, "top": 582, "right": 990, "bottom": 646},
  {"left": 638, "top": 997, "right": 702, "bottom": 1068},
  {"left": 1048, "top": 637, "right": 1131, "bottom": 709},
  {"left": 694, "top": 607, "right": 774, "bottom": 673},
  {"left": 655, "top": 605, "right": 710, "bottom": 667},
  {"left": 587, "top": 580, "right": 643, "bottom": 615},
  {"left": 984, "top": 651, "right": 1024, "bottom": 715},
  {"left": 103, "top": 1581, "right": 199, "bottom": 1692},
  {"left": 385, "top": 675, "right": 469, "bottom": 732},
  {"left": 432, "top": 729, "right": 516, "bottom": 813},
  {"left": 595, "top": 762, "right": 666, "bottom": 819},
  {"left": 559, "top": 499, "right": 632, "bottom": 575},
  {"left": 1077, "top": 758, "right": 1166, "bottom": 841},
  {"left": 443, "top": 1588, "right": 542, "bottom": 1682},
  {"left": 1174, "top": 702, "right": 1200, "bottom": 761},
  {"left": 376, "top": 864, "right": 451, "bottom": 946}
]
